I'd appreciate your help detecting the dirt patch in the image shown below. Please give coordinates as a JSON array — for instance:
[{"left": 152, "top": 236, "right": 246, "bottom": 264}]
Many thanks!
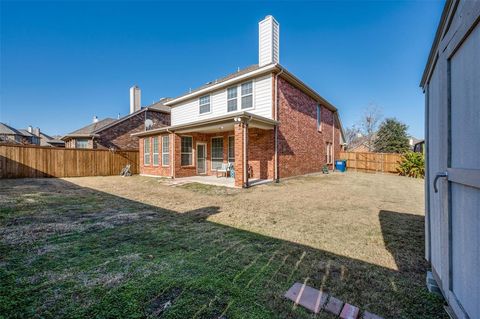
[{"left": 145, "top": 287, "right": 182, "bottom": 317}]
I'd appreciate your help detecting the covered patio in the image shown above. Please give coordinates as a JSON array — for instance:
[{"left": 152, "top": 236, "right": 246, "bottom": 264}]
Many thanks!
[{"left": 135, "top": 111, "right": 278, "bottom": 188}]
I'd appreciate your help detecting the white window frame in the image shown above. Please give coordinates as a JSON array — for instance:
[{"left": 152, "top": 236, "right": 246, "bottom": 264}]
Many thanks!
[
  {"left": 228, "top": 135, "right": 235, "bottom": 163},
  {"left": 144, "top": 137, "right": 151, "bottom": 166},
  {"left": 180, "top": 136, "right": 193, "bottom": 167},
  {"left": 227, "top": 86, "right": 238, "bottom": 112},
  {"left": 211, "top": 136, "right": 224, "bottom": 170},
  {"left": 152, "top": 136, "right": 159, "bottom": 166},
  {"left": 317, "top": 105, "right": 322, "bottom": 131},
  {"left": 199, "top": 95, "right": 211, "bottom": 115},
  {"left": 162, "top": 135, "right": 170, "bottom": 167},
  {"left": 240, "top": 81, "right": 254, "bottom": 110}
]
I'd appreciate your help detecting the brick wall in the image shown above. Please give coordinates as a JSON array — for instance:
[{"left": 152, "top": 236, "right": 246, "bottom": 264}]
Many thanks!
[
  {"left": 277, "top": 77, "right": 340, "bottom": 178},
  {"left": 96, "top": 111, "right": 170, "bottom": 150},
  {"left": 248, "top": 128, "right": 274, "bottom": 180}
]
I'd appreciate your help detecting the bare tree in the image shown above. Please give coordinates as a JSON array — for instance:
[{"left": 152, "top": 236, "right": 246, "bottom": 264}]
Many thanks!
[
  {"left": 359, "top": 104, "right": 383, "bottom": 151},
  {"left": 345, "top": 125, "right": 361, "bottom": 145}
]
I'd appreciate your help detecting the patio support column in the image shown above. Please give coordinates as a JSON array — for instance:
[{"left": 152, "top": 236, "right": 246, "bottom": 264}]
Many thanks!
[{"left": 234, "top": 119, "right": 248, "bottom": 188}]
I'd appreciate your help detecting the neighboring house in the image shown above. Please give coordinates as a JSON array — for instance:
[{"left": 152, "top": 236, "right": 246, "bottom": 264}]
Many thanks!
[
  {"left": 413, "top": 139, "right": 424, "bottom": 154},
  {"left": 408, "top": 136, "right": 422, "bottom": 151},
  {"left": 0, "top": 123, "right": 41, "bottom": 145},
  {"left": 421, "top": 1, "right": 479, "bottom": 318},
  {"left": 39, "top": 132, "right": 65, "bottom": 148},
  {"left": 134, "top": 16, "right": 345, "bottom": 188},
  {"left": 347, "top": 135, "right": 372, "bottom": 153},
  {"left": 62, "top": 93, "right": 170, "bottom": 150}
]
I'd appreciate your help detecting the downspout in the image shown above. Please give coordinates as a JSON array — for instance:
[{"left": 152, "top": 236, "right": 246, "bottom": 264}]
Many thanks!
[{"left": 274, "top": 67, "right": 284, "bottom": 183}]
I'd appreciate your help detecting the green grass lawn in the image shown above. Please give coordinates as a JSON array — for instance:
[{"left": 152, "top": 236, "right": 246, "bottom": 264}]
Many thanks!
[{"left": 0, "top": 174, "right": 446, "bottom": 318}]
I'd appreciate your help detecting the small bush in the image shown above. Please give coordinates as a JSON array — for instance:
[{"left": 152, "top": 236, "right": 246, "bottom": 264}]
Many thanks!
[{"left": 397, "top": 152, "right": 425, "bottom": 178}]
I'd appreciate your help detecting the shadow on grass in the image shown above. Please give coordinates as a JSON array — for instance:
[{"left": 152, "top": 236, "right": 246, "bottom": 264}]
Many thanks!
[{"left": 0, "top": 178, "right": 446, "bottom": 319}]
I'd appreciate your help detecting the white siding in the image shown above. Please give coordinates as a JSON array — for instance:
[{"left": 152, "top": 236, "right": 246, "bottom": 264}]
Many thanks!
[
  {"left": 171, "top": 74, "right": 273, "bottom": 126},
  {"left": 259, "top": 16, "right": 279, "bottom": 67}
]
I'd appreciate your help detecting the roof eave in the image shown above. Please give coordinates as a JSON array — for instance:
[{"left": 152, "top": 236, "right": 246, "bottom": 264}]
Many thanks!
[
  {"left": 164, "top": 64, "right": 280, "bottom": 106},
  {"left": 420, "top": 0, "right": 455, "bottom": 88}
]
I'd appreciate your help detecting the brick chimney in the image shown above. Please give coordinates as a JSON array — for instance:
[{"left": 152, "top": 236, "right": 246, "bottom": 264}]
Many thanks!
[
  {"left": 258, "top": 15, "right": 280, "bottom": 67},
  {"left": 130, "top": 85, "right": 141, "bottom": 114}
]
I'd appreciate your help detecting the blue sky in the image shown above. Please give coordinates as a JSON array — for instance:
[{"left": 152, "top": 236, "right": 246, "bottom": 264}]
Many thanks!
[{"left": 0, "top": 1, "right": 444, "bottom": 137}]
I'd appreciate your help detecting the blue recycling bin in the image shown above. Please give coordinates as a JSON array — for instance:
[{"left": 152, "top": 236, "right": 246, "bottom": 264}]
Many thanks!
[{"left": 335, "top": 160, "right": 347, "bottom": 172}]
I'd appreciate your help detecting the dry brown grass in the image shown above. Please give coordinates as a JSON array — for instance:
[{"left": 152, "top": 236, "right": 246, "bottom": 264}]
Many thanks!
[
  {"left": 68, "top": 172, "right": 424, "bottom": 271},
  {"left": 0, "top": 172, "right": 445, "bottom": 318}
]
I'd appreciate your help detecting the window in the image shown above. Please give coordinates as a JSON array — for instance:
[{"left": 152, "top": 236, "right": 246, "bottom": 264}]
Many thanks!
[
  {"left": 241, "top": 81, "right": 253, "bottom": 109},
  {"left": 76, "top": 139, "right": 89, "bottom": 149},
  {"left": 144, "top": 138, "right": 151, "bottom": 165},
  {"left": 199, "top": 95, "right": 210, "bottom": 114},
  {"left": 152, "top": 137, "right": 159, "bottom": 166},
  {"left": 228, "top": 136, "right": 235, "bottom": 163},
  {"left": 326, "top": 142, "right": 333, "bottom": 164},
  {"left": 181, "top": 136, "right": 193, "bottom": 166},
  {"left": 162, "top": 135, "right": 170, "bottom": 166},
  {"left": 317, "top": 105, "right": 322, "bottom": 131},
  {"left": 227, "top": 87, "right": 238, "bottom": 112},
  {"left": 211, "top": 137, "right": 224, "bottom": 170}
]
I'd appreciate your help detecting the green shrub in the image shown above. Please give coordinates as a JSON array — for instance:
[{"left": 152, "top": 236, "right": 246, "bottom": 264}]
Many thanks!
[{"left": 397, "top": 151, "right": 425, "bottom": 178}]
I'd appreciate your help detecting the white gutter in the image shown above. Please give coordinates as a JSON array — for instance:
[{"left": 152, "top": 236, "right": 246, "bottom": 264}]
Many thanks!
[
  {"left": 164, "top": 64, "right": 279, "bottom": 106},
  {"left": 274, "top": 68, "right": 284, "bottom": 182}
]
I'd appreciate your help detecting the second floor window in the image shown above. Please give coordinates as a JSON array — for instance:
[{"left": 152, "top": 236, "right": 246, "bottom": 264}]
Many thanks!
[
  {"left": 199, "top": 95, "right": 210, "bottom": 114},
  {"left": 241, "top": 81, "right": 253, "bottom": 109},
  {"left": 227, "top": 87, "right": 238, "bottom": 112},
  {"left": 317, "top": 105, "right": 322, "bottom": 131}
]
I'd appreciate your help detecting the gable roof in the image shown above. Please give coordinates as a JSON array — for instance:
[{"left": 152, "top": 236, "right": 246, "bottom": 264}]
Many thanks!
[
  {"left": 39, "top": 132, "right": 65, "bottom": 146},
  {"left": 176, "top": 64, "right": 260, "bottom": 99},
  {"left": 62, "top": 98, "right": 171, "bottom": 140},
  {"left": 164, "top": 63, "right": 339, "bottom": 113},
  {"left": 62, "top": 118, "right": 117, "bottom": 139},
  {"left": 0, "top": 122, "right": 23, "bottom": 136},
  {"left": 17, "top": 129, "right": 35, "bottom": 137}
]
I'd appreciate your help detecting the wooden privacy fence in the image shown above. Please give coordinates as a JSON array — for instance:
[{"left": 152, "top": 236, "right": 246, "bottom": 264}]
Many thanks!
[
  {"left": 339, "top": 151, "right": 402, "bottom": 174},
  {"left": 0, "top": 144, "right": 139, "bottom": 178}
]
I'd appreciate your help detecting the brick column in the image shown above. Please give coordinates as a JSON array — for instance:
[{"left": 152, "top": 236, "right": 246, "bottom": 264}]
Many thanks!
[{"left": 234, "top": 120, "right": 248, "bottom": 188}]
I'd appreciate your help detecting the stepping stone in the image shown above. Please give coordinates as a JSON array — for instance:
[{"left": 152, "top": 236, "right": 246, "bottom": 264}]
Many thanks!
[
  {"left": 340, "top": 303, "right": 360, "bottom": 319},
  {"left": 324, "top": 296, "right": 344, "bottom": 316},
  {"left": 363, "top": 311, "right": 384, "bottom": 319},
  {"left": 284, "top": 282, "right": 328, "bottom": 314}
]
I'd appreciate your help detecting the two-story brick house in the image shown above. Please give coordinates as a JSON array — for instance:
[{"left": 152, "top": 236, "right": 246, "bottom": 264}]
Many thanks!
[{"left": 134, "top": 16, "right": 345, "bottom": 187}]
